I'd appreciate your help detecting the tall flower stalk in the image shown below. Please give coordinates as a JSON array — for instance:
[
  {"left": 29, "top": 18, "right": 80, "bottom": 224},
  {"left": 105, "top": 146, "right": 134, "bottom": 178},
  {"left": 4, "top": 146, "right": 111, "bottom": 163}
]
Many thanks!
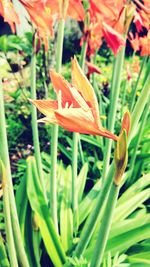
[
  {"left": 90, "top": 129, "right": 128, "bottom": 267},
  {"left": 0, "top": 160, "right": 18, "bottom": 267},
  {"left": 30, "top": 41, "right": 46, "bottom": 199},
  {"left": 129, "top": 56, "right": 147, "bottom": 111},
  {"left": 102, "top": 47, "right": 125, "bottom": 179},
  {"left": 50, "top": 18, "right": 65, "bottom": 232},
  {"left": 72, "top": 40, "right": 87, "bottom": 226},
  {"left": 0, "top": 80, "right": 30, "bottom": 267}
]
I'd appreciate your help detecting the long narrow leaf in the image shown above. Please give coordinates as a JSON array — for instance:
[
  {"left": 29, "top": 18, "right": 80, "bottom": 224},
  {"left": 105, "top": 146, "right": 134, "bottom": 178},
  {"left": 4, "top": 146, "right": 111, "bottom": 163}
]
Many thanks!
[{"left": 26, "top": 156, "right": 66, "bottom": 267}]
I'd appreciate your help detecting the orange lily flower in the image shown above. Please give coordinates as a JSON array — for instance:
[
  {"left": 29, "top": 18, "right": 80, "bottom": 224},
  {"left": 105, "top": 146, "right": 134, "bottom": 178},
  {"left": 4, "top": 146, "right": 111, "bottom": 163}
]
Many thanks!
[
  {"left": 140, "top": 30, "right": 150, "bottom": 56},
  {"left": 133, "top": 11, "right": 144, "bottom": 32},
  {"left": 46, "top": 0, "right": 85, "bottom": 21},
  {"left": 81, "top": 13, "right": 125, "bottom": 57},
  {"left": 30, "top": 58, "right": 117, "bottom": 141},
  {"left": 134, "top": 0, "right": 150, "bottom": 31},
  {"left": 89, "top": 0, "right": 133, "bottom": 34},
  {"left": 19, "top": 0, "right": 84, "bottom": 49},
  {"left": 0, "top": 0, "right": 19, "bottom": 33},
  {"left": 102, "top": 22, "right": 125, "bottom": 55},
  {"left": 83, "top": 0, "right": 136, "bottom": 56},
  {"left": 129, "top": 32, "right": 140, "bottom": 52},
  {"left": 19, "top": 0, "right": 54, "bottom": 50}
]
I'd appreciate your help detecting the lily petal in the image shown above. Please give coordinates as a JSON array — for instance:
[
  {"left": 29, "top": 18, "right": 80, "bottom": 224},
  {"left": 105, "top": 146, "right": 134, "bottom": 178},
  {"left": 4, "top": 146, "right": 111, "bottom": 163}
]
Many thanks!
[
  {"left": 55, "top": 108, "right": 117, "bottom": 140},
  {"left": 0, "top": 0, "right": 19, "bottom": 33},
  {"left": 55, "top": 108, "right": 101, "bottom": 135},
  {"left": 29, "top": 99, "right": 58, "bottom": 121},
  {"left": 102, "top": 22, "right": 125, "bottom": 55},
  {"left": 71, "top": 57, "right": 101, "bottom": 127},
  {"left": 50, "top": 69, "right": 89, "bottom": 110}
]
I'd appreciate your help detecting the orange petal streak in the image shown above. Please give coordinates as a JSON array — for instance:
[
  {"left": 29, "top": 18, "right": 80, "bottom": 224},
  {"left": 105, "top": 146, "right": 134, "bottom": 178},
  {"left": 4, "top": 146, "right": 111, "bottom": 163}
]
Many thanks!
[
  {"left": 71, "top": 57, "right": 101, "bottom": 127},
  {"left": 50, "top": 70, "right": 80, "bottom": 108},
  {"left": 29, "top": 99, "right": 58, "bottom": 123}
]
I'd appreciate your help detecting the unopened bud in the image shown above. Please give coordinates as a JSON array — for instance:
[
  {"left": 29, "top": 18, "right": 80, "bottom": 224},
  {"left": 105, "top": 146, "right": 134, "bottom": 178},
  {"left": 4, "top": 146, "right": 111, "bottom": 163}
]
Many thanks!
[
  {"left": 121, "top": 110, "right": 131, "bottom": 136},
  {"left": 124, "top": 3, "right": 136, "bottom": 34},
  {"left": 114, "top": 129, "right": 128, "bottom": 186}
]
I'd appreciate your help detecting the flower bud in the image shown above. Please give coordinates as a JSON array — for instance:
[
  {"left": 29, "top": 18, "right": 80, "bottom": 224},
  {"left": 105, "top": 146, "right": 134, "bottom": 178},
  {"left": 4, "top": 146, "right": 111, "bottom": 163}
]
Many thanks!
[
  {"left": 114, "top": 129, "right": 128, "bottom": 186},
  {"left": 121, "top": 110, "right": 131, "bottom": 136}
]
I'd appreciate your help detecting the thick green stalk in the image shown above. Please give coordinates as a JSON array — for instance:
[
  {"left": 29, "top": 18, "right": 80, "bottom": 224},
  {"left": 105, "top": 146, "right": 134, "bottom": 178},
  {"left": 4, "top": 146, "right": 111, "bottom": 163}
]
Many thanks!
[
  {"left": 72, "top": 41, "right": 87, "bottom": 218},
  {"left": 30, "top": 51, "right": 46, "bottom": 197},
  {"left": 128, "top": 96, "right": 150, "bottom": 184},
  {"left": 72, "top": 133, "right": 79, "bottom": 214},
  {"left": 0, "top": 161, "right": 18, "bottom": 267},
  {"left": 129, "top": 72, "right": 150, "bottom": 143},
  {"left": 80, "top": 40, "right": 87, "bottom": 69},
  {"left": 50, "top": 19, "right": 65, "bottom": 232},
  {"left": 102, "top": 47, "right": 125, "bottom": 179},
  {"left": 90, "top": 182, "right": 119, "bottom": 267},
  {"left": 74, "top": 163, "right": 115, "bottom": 257},
  {"left": 129, "top": 56, "right": 147, "bottom": 111},
  {"left": 0, "top": 81, "right": 30, "bottom": 267}
]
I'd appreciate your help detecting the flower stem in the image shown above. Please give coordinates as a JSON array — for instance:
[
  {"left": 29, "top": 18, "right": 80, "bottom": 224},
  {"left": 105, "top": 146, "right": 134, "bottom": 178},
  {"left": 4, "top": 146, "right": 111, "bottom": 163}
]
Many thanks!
[
  {"left": 129, "top": 56, "right": 147, "bottom": 111},
  {"left": 74, "top": 163, "right": 115, "bottom": 257},
  {"left": 72, "top": 41, "right": 87, "bottom": 225},
  {"left": 0, "top": 161, "right": 19, "bottom": 267},
  {"left": 0, "top": 80, "right": 30, "bottom": 267},
  {"left": 90, "top": 182, "right": 119, "bottom": 267},
  {"left": 50, "top": 18, "right": 65, "bottom": 232},
  {"left": 102, "top": 47, "right": 125, "bottom": 180},
  {"left": 127, "top": 95, "right": 150, "bottom": 185},
  {"left": 129, "top": 72, "right": 150, "bottom": 143},
  {"left": 30, "top": 50, "right": 46, "bottom": 198}
]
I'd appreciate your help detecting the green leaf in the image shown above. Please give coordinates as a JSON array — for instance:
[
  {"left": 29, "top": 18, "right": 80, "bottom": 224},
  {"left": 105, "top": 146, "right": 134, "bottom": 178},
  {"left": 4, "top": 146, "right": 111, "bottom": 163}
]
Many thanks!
[
  {"left": 78, "top": 178, "right": 102, "bottom": 225},
  {"left": 110, "top": 214, "right": 150, "bottom": 239},
  {"left": 60, "top": 166, "right": 73, "bottom": 252},
  {"left": 113, "top": 188, "right": 150, "bottom": 222},
  {"left": 26, "top": 156, "right": 66, "bottom": 267},
  {"left": 84, "top": 223, "right": 150, "bottom": 260},
  {"left": 105, "top": 223, "right": 150, "bottom": 256},
  {"left": 16, "top": 173, "right": 28, "bottom": 239},
  {"left": 80, "top": 135, "right": 102, "bottom": 148},
  {"left": 0, "top": 36, "right": 8, "bottom": 52},
  {"left": 128, "top": 251, "right": 150, "bottom": 264},
  {"left": 24, "top": 204, "right": 40, "bottom": 267},
  {"left": 118, "top": 173, "right": 150, "bottom": 205}
]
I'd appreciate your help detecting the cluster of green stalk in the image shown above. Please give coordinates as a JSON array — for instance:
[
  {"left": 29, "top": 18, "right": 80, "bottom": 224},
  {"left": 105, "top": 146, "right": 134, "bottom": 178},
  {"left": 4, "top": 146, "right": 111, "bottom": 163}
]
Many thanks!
[{"left": 0, "top": 14, "right": 150, "bottom": 267}]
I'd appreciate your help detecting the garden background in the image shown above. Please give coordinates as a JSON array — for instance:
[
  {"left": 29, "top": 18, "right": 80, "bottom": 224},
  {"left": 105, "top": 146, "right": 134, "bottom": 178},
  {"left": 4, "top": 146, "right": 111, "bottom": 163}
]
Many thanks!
[{"left": 0, "top": 1, "right": 150, "bottom": 266}]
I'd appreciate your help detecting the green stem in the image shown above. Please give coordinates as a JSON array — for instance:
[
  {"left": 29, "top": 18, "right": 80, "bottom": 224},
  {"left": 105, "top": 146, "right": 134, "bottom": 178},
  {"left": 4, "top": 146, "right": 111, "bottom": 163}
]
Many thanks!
[
  {"left": 102, "top": 47, "right": 125, "bottom": 179},
  {"left": 50, "top": 18, "right": 65, "bottom": 232},
  {"left": 121, "top": 79, "right": 127, "bottom": 117},
  {"left": 80, "top": 40, "right": 87, "bottom": 69},
  {"left": 72, "top": 133, "right": 79, "bottom": 214},
  {"left": 74, "top": 163, "right": 115, "bottom": 257},
  {"left": 30, "top": 51, "right": 46, "bottom": 198},
  {"left": 0, "top": 161, "right": 19, "bottom": 267},
  {"left": 142, "top": 56, "right": 150, "bottom": 84},
  {"left": 128, "top": 96, "right": 150, "bottom": 185},
  {"left": 55, "top": 19, "right": 65, "bottom": 72},
  {"left": 129, "top": 72, "right": 150, "bottom": 143},
  {"left": 90, "top": 182, "right": 119, "bottom": 267},
  {"left": 129, "top": 56, "right": 147, "bottom": 111},
  {"left": 0, "top": 81, "right": 30, "bottom": 267},
  {"left": 72, "top": 41, "right": 87, "bottom": 220}
]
